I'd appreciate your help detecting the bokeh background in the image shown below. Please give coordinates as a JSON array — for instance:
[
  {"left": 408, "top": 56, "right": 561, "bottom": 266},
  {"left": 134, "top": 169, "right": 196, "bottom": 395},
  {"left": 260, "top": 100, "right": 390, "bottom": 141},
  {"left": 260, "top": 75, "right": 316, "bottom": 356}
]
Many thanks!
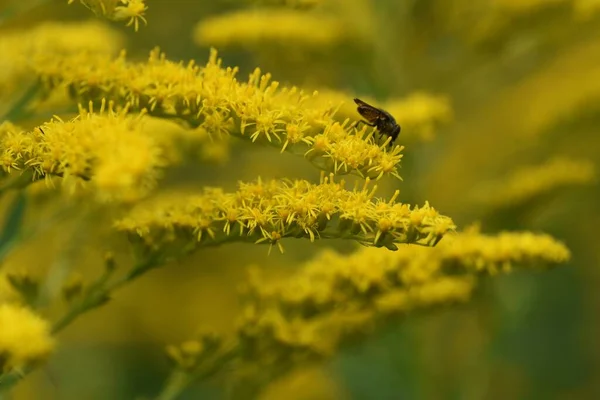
[{"left": 1, "top": 0, "right": 600, "bottom": 399}]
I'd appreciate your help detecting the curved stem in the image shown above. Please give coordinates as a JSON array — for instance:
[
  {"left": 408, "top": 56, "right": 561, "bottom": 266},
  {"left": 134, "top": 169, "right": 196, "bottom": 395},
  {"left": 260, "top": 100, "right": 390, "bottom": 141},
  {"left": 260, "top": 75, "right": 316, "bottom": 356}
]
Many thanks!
[
  {"left": 51, "top": 256, "right": 160, "bottom": 334},
  {"left": 0, "top": 256, "right": 162, "bottom": 393}
]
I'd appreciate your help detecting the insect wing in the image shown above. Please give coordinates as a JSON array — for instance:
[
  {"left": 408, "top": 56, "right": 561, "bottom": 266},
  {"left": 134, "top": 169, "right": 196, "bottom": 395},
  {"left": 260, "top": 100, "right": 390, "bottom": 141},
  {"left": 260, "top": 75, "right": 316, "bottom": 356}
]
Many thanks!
[{"left": 354, "top": 98, "right": 382, "bottom": 124}]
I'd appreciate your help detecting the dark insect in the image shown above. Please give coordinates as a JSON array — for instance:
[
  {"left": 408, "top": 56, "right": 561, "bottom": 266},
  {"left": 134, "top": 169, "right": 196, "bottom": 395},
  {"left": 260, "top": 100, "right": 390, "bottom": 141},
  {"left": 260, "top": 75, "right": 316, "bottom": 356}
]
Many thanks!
[{"left": 353, "top": 98, "right": 401, "bottom": 146}]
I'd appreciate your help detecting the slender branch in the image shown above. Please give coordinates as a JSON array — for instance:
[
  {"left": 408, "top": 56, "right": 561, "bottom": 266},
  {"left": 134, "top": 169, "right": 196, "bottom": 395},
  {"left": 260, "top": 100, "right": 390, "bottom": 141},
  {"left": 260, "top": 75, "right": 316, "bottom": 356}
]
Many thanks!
[
  {"left": 0, "top": 255, "right": 162, "bottom": 393},
  {"left": 51, "top": 256, "right": 161, "bottom": 334}
]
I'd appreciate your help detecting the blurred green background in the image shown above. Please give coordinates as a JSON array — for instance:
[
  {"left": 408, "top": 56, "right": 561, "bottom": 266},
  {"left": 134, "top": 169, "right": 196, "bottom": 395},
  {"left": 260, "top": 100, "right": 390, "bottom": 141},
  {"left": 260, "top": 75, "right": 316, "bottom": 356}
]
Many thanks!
[{"left": 1, "top": 0, "right": 600, "bottom": 399}]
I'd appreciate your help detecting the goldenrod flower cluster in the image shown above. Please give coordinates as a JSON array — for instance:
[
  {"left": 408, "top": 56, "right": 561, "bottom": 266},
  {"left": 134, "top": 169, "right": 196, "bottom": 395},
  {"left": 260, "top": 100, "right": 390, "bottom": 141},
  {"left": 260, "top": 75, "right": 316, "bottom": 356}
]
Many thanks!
[
  {"left": 440, "top": 229, "right": 571, "bottom": 274},
  {"left": 33, "top": 49, "right": 403, "bottom": 180},
  {"left": 166, "top": 229, "right": 569, "bottom": 391},
  {"left": 115, "top": 175, "right": 455, "bottom": 255},
  {"left": 0, "top": 304, "right": 54, "bottom": 372},
  {"left": 235, "top": 230, "right": 568, "bottom": 373},
  {"left": 471, "top": 157, "right": 596, "bottom": 209},
  {"left": 0, "top": 102, "right": 165, "bottom": 202},
  {"left": 67, "top": 0, "right": 147, "bottom": 30}
]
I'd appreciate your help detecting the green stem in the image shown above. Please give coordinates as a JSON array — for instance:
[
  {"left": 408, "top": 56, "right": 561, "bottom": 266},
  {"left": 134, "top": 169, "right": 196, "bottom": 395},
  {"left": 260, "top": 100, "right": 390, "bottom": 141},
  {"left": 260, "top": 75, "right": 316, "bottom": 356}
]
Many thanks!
[
  {"left": 0, "top": 365, "right": 33, "bottom": 395},
  {"left": 0, "top": 256, "right": 162, "bottom": 393},
  {"left": 51, "top": 257, "right": 160, "bottom": 334}
]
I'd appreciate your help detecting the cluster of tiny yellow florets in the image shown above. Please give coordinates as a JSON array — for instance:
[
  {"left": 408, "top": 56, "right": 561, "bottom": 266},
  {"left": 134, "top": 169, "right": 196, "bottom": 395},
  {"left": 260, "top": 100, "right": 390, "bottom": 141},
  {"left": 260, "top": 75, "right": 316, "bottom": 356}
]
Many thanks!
[
  {"left": 0, "top": 304, "right": 55, "bottom": 372},
  {"left": 33, "top": 48, "right": 403, "bottom": 180},
  {"left": 168, "top": 229, "right": 569, "bottom": 390},
  {"left": 470, "top": 157, "right": 596, "bottom": 209},
  {"left": 67, "top": 0, "right": 148, "bottom": 30},
  {"left": 233, "top": 229, "right": 568, "bottom": 381},
  {"left": 115, "top": 174, "right": 455, "bottom": 256},
  {"left": 241, "top": 230, "right": 569, "bottom": 320},
  {"left": 0, "top": 101, "right": 164, "bottom": 202},
  {"left": 440, "top": 228, "right": 571, "bottom": 274}
]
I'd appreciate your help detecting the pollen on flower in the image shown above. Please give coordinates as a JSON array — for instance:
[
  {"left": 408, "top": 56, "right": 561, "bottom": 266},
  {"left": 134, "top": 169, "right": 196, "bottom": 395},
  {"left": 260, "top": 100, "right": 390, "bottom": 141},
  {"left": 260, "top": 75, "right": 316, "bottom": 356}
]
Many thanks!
[{"left": 0, "top": 304, "right": 55, "bottom": 372}]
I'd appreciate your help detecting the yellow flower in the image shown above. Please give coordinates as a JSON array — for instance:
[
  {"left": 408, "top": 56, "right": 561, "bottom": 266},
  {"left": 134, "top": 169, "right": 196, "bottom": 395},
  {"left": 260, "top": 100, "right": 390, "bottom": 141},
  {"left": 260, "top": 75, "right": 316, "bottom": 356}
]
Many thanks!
[
  {"left": 33, "top": 48, "right": 404, "bottom": 180},
  {"left": 0, "top": 304, "right": 54, "bottom": 372},
  {"left": 115, "top": 174, "right": 455, "bottom": 255},
  {"left": 1, "top": 102, "right": 165, "bottom": 202},
  {"left": 442, "top": 229, "right": 571, "bottom": 274},
  {"left": 224, "top": 228, "right": 569, "bottom": 386}
]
